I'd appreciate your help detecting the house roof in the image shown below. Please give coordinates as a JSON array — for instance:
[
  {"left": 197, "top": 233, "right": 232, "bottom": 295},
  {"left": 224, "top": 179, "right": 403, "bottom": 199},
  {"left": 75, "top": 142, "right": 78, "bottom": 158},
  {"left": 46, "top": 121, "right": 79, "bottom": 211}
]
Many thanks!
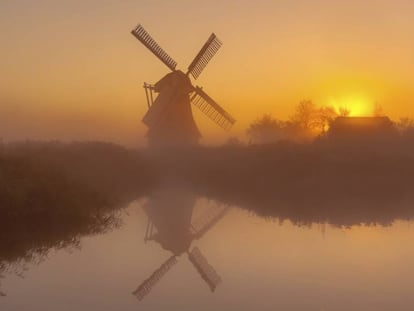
[
  {"left": 332, "top": 116, "right": 392, "bottom": 126},
  {"left": 327, "top": 116, "right": 397, "bottom": 139}
]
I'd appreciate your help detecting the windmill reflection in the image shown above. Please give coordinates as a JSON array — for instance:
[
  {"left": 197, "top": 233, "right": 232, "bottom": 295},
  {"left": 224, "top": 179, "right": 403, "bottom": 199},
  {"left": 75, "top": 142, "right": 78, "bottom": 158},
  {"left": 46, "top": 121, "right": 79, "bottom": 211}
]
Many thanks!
[
  {"left": 133, "top": 187, "right": 229, "bottom": 300},
  {"left": 0, "top": 275, "right": 5, "bottom": 297}
]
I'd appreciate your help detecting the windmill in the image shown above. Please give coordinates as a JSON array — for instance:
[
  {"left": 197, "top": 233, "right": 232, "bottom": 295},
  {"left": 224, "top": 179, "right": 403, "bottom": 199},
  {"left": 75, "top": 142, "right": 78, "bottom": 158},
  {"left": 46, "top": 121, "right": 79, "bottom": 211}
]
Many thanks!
[
  {"left": 0, "top": 273, "right": 5, "bottom": 297},
  {"left": 131, "top": 24, "right": 236, "bottom": 146},
  {"left": 133, "top": 187, "right": 229, "bottom": 300}
]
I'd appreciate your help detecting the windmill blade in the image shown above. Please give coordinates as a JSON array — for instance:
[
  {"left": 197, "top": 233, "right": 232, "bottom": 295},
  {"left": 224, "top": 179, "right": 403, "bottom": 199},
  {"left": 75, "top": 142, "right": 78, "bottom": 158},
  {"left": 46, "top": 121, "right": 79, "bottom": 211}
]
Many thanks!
[
  {"left": 188, "top": 247, "right": 222, "bottom": 292},
  {"left": 132, "top": 255, "right": 177, "bottom": 301},
  {"left": 131, "top": 24, "right": 177, "bottom": 71},
  {"left": 190, "top": 87, "right": 236, "bottom": 131},
  {"left": 190, "top": 205, "right": 229, "bottom": 240},
  {"left": 187, "top": 33, "right": 222, "bottom": 80}
]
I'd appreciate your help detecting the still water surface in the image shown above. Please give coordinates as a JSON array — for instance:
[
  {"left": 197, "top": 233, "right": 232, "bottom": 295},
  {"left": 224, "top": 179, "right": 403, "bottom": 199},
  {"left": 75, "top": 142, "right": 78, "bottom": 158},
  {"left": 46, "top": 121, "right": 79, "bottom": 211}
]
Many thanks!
[{"left": 1, "top": 191, "right": 414, "bottom": 311}]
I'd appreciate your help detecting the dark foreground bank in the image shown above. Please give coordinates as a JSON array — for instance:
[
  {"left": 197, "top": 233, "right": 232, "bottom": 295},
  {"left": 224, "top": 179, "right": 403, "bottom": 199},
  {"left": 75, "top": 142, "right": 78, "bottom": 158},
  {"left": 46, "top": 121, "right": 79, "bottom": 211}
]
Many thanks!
[{"left": 1, "top": 139, "right": 414, "bottom": 270}]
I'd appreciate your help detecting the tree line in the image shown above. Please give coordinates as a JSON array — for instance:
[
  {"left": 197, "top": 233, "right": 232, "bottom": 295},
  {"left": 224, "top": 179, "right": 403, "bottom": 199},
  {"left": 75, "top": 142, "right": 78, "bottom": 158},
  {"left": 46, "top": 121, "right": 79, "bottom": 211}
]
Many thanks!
[{"left": 246, "top": 100, "right": 414, "bottom": 144}]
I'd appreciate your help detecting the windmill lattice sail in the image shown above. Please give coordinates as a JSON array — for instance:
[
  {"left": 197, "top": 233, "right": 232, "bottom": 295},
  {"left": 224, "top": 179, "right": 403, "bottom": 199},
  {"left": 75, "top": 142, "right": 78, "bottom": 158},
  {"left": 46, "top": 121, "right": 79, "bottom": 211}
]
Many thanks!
[
  {"left": 187, "top": 33, "right": 222, "bottom": 80},
  {"left": 188, "top": 247, "right": 222, "bottom": 292},
  {"left": 190, "top": 87, "right": 236, "bottom": 131},
  {"left": 190, "top": 205, "right": 229, "bottom": 239},
  {"left": 131, "top": 24, "right": 177, "bottom": 71},
  {"left": 132, "top": 255, "right": 178, "bottom": 301}
]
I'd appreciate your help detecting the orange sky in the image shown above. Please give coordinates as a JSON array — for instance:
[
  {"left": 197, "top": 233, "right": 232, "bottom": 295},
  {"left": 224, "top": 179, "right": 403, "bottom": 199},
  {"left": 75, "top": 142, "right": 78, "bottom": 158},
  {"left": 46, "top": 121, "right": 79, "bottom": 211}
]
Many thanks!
[{"left": 1, "top": 0, "right": 414, "bottom": 146}]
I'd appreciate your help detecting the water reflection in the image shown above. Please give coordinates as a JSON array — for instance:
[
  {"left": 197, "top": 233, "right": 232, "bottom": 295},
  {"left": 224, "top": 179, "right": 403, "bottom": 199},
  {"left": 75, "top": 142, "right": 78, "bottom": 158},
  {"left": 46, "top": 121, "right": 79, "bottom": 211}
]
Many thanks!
[
  {"left": 0, "top": 198, "right": 121, "bottom": 298},
  {"left": 0, "top": 270, "right": 5, "bottom": 297},
  {"left": 133, "top": 186, "right": 229, "bottom": 300},
  {"left": 2, "top": 180, "right": 414, "bottom": 310},
  {"left": 196, "top": 183, "right": 414, "bottom": 227}
]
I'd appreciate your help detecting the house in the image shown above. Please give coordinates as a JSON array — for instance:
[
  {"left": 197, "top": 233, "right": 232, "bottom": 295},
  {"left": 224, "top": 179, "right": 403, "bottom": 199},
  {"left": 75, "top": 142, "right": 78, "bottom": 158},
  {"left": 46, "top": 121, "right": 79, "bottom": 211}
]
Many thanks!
[
  {"left": 318, "top": 116, "right": 399, "bottom": 151},
  {"left": 327, "top": 116, "right": 398, "bottom": 143}
]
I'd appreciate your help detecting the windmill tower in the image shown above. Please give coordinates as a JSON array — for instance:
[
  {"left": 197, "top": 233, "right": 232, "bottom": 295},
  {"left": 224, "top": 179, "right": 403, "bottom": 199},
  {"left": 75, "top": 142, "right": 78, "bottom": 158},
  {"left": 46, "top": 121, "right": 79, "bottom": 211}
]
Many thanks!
[
  {"left": 131, "top": 24, "right": 236, "bottom": 146},
  {"left": 133, "top": 187, "right": 229, "bottom": 300}
]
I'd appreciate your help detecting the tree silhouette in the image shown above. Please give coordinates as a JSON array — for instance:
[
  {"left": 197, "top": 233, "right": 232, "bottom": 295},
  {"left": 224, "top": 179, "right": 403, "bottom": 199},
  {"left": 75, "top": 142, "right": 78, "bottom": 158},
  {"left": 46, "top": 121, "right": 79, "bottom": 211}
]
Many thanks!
[
  {"left": 290, "top": 100, "right": 319, "bottom": 131},
  {"left": 396, "top": 117, "right": 414, "bottom": 132},
  {"left": 316, "top": 106, "right": 337, "bottom": 134},
  {"left": 247, "top": 101, "right": 346, "bottom": 143},
  {"left": 373, "top": 102, "right": 384, "bottom": 117},
  {"left": 290, "top": 100, "right": 340, "bottom": 138},
  {"left": 338, "top": 107, "right": 350, "bottom": 117},
  {"left": 247, "top": 114, "right": 286, "bottom": 144}
]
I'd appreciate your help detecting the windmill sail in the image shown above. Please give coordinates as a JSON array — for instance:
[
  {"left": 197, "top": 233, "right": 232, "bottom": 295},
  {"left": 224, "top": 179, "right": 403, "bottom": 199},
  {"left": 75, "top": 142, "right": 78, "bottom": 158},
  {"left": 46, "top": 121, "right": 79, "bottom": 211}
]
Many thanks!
[
  {"left": 190, "top": 87, "right": 236, "bottom": 131},
  {"left": 132, "top": 255, "right": 177, "bottom": 301},
  {"left": 190, "top": 205, "right": 229, "bottom": 240},
  {"left": 188, "top": 247, "right": 222, "bottom": 292},
  {"left": 131, "top": 24, "right": 177, "bottom": 71},
  {"left": 187, "top": 33, "right": 222, "bottom": 80}
]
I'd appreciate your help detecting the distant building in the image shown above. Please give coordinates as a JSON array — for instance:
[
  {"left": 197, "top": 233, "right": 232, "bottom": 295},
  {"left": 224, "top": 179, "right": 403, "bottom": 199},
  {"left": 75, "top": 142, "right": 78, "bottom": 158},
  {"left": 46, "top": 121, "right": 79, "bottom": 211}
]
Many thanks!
[{"left": 325, "top": 116, "right": 398, "bottom": 144}]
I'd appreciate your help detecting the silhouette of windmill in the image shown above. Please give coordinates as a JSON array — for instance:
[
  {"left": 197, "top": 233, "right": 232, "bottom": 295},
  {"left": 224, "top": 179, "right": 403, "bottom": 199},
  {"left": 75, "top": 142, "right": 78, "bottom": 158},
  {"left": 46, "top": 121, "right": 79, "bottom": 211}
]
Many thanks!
[
  {"left": 0, "top": 274, "right": 5, "bottom": 297},
  {"left": 131, "top": 24, "right": 236, "bottom": 146},
  {"left": 133, "top": 188, "right": 229, "bottom": 300}
]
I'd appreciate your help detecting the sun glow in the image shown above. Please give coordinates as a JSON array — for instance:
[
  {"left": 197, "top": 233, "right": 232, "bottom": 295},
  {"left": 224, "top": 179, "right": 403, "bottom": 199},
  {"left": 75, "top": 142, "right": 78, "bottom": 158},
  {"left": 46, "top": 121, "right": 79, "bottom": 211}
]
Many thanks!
[{"left": 329, "top": 95, "right": 373, "bottom": 117}]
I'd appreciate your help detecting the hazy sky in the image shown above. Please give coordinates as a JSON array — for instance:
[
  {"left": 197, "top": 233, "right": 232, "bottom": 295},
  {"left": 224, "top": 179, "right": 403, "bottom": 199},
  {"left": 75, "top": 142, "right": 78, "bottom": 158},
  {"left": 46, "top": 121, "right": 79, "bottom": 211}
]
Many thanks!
[{"left": 1, "top": 0, "right": 414, "bottom": 145}]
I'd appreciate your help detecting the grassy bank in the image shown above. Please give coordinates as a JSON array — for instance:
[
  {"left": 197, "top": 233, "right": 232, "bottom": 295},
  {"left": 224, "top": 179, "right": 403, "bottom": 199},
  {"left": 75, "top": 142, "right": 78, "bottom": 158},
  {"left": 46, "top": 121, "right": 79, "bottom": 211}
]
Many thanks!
[
  {"left": 2, "top": 139, "right": 414, "bottom": 268},
  {"left": 0, "top": 141, "right": 157, "bottom": 266},
  {"left": 170, "top": 141, "right": 414, "bottom": 226}
]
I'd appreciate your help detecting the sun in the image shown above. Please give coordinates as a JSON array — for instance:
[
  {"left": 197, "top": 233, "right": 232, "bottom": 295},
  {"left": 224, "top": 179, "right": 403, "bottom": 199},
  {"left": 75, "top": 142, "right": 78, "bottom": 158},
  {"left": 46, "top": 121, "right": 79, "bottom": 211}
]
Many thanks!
[
  {"left": 346, "top": 97, "right": 372, "bottom": 116},
  {"left": 329, "top": 95, "right": 372, "bottom": 117}
]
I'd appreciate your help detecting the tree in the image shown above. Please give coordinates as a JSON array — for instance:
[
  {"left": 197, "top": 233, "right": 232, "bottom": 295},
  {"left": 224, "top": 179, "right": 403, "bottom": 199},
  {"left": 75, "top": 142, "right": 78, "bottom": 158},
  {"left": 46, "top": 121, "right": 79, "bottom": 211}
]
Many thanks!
[
  {"left": 247, "top": 100, "right": 350, "bottom": 144},
  {"left": 247, "top": 114, "right": 285, "bottom": 144},
  {"left": 316, "top": 106, "right": 337, "bottom": 134},
  {"left": 289, "top": 100, "right": 338, "bottom": 137},
  {"left": 373, "top": 102, "right": 384, "bottom": 117},
  {"left": 338, "top": 107, "right": 350, "bottom": 117},
  {"left": 396, "top": 117, "right": 414, "bottom": 133},
  {"left": 290, "top": 100, "right": 319, "bottom": 131},
  {"left": 226, "top": 137, "right": 243, "bottom": 146}
]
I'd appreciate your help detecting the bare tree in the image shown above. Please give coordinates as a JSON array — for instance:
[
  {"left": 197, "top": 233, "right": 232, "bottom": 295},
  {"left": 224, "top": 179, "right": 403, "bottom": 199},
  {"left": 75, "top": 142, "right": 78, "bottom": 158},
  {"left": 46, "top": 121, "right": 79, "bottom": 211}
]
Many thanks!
[
  {"left": 373, "top": 102, "right": 384, "bottom": 117},
  {"left": 338, "top": 107, "right": 350, "bottom": 117},
  {"left": 396, "top": 117, "right": 414, "bottom": 133},
  {"left": 317, "top": 106, "right": 337, "bottom": 134},
  {"left": 290, "top": 100, "right": 319, "bottom": 131},
  {"left": 290, "top": 100, "right": 338, "bottom": 136},
  {"left": 248, "top": 100, "right": 353, "bottom": 144}
]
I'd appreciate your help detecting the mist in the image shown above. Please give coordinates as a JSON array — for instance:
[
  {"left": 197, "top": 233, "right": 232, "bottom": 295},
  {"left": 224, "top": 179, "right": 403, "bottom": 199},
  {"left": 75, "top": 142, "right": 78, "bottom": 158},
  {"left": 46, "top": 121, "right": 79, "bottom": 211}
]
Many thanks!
[{"left": 3, "top": 1, "right": 414, "bottom": 309}]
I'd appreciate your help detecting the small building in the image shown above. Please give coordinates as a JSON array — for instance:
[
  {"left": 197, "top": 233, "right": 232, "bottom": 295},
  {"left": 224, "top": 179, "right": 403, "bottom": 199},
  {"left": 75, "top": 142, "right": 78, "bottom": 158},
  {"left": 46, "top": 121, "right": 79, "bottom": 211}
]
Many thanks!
[{"left": 322, "top": 116, "right": 399, "bottom": 149}]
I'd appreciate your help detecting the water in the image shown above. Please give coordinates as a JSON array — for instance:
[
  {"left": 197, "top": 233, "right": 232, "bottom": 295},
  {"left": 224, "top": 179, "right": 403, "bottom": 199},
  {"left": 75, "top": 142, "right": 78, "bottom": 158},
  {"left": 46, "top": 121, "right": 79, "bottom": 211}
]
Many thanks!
[{"left": 1, "top": 192, "right": 414, "bottom": 311}]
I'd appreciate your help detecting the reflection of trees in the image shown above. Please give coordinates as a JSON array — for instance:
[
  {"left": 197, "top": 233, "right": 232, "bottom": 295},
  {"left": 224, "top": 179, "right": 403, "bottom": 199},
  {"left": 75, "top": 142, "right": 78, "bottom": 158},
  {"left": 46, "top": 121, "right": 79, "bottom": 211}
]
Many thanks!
[
  {"left": 0, "top": 199, "right": 120, "bottom": 297},
  {"left": 0, "top": 144, "right": 131, "bottom": 296},
  {"left": 3, "top": 139, "right": 414, "bottom": 296},
  {"left": 0, "top": 263, "right": 5, "bottom": 297},
  {"left": 0, "top": 205, "right": 120, "bottom": 264},
  {"left": 0, "top": 149, "right": 124, "bottom": 262},
  {"left": 0, "top": 141, "right": 156, "bottom": 264},
  {"left": 180, "top": 143, "right": 414, "bottom": 227},
  {"left": 0, "top": 141, "right": 157, "bottom": 297}
]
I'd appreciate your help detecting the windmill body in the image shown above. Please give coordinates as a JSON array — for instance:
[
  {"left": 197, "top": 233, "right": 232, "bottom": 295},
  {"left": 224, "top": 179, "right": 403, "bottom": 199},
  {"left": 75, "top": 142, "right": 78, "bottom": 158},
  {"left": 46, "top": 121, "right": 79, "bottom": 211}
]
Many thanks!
[
  {"left": 143, "top": 71, "right": 201, "bottom": 146},
  {"left": 131, "top": 24, "right": 236, "bottom": 146}
]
